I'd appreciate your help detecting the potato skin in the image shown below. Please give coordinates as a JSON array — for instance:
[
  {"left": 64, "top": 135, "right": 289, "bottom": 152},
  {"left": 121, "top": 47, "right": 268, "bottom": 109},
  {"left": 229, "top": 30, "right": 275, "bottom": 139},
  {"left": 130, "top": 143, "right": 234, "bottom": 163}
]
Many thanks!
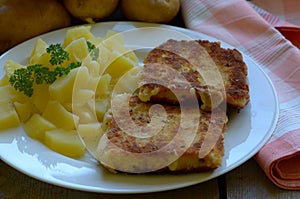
[
  {"left": 121, "top": 0, "right": 180, "bottom": 23},
  {"left": 0, "top": 0, "right": 71, "bottom": 54},
  {"left": 63, "top": 0, "right": 119, "bottom": 22}
]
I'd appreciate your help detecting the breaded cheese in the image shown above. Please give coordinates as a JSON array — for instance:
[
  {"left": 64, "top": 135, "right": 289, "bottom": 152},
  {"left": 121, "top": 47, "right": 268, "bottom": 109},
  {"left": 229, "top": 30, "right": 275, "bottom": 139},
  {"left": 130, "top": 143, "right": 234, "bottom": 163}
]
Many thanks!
[
  {"left": 97, "top": 95, "right": 227, "bottom": 173},
  {"left": 138, "top": 39, "right": 249, "bottom": 110}
]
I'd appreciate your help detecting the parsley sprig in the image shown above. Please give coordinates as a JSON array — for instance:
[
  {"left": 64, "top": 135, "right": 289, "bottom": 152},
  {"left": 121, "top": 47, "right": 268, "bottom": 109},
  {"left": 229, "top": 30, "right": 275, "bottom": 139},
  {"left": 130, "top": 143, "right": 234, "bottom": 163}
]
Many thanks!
[
  {"left": 87, "top": 41, "right": 99, "bottom": 61},
  {"left": 47, "top": 43, "right": 69, "bottom": 66},
  {"left": 9, "top": 43, "right": 82, "bottom": 97}
]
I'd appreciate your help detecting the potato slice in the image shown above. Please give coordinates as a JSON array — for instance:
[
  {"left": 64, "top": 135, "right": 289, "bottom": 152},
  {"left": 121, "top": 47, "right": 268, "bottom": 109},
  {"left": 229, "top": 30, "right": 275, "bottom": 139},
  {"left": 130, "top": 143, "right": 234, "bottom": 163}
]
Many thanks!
[
  {"left": 63, "top": 25, "right": 95, "bottom": 47},
  {"left": 42, "top": 101, "right": 79, "bottom": 130},
  {"left": 44, "top": 128, "right": 85, "bottom": 158},
  {"left": 0, "top": 60, "right": 26, "bottom": 86},
  {"left": 105, "top": 51, "right": 136, "bottom": 79},
  {"left": 96, "top": 74, "right": 111, "bottom": 98},
  {"left": 32, "top": 83, "right": 50, "bottom": 113},
  {"left": 103, "top": 30, "right": 125, "bottom": 53},
  {"left": 103, "top": 30, "right": 139, "bottom": 63},
  {"left": 49, "top": 67, "right": 89, "bottom": 103},
  {"left": 29, "top": 38, "right": 48, "bottom": 65},
  {"left": 0, "top": 77, "right": 8, "bottom": 87},
  {"left": 77, "top": 123, "right": 103, "bottom": 154},
  {"left": 13, "top": 101, "right": 34, "bottom": 122},
  {"left": 72, "top": 89, "right": 94, "bottom": 105},
  {"left": 0, "top": 85, "right": 17, "bottom": 101},
  {"left": 24, "top": 113, "right": 56, "bottom": 140},
  {"left": 65, "top": 37, "right": 90, "bottom": 63},
  {"left": 82, "top": 56, "right": 101, "bottom": 77},
  {"left": 0, "top": 99, "right": 20, "bottom": 130},
  {"left": 95, "top": 98, "right": 110, "bottom": 122},
  {"left": 31, "top": 52, "right": 53, "bottom": 70},
  {"left": 112, "top": 66, "right": 142, "bottom": 95},
  {"left": 0, "top": 85, "right": 29, "bottom": 103}
]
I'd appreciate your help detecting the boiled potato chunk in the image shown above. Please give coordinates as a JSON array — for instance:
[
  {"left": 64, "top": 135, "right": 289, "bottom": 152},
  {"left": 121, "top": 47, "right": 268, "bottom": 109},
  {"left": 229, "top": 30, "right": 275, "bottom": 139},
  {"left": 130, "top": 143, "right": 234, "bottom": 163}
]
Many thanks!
[
  {"left": 105, "top": 52, "right": 136, "bottom": 79},
  {"left": 42, "top": 101, "right": 79, "bottom": 130},
  {"left": 44, "top": 129, "right": 85, "bottom": 158},
  {"left": 24, "top": 113, "right": 56, "bottom": 140},
  {"left": 112, "top": 66, "right": 142, "bottom": 95},
  {"left": 73, "top": 103, "right": 98, "bottom": 124},
  {"left": 82, "top": 57, "right": 101, "bottom": 77},
  {"left": 49, "top": 67, "right": 89, "bottom": 103},
  {"left": 0, "top": 60, "right": 26, "bottom": 86},
  {"left": 0, "top": 99, "right": 20, "bottom": 130},
  {"left": 32, "top": 83, "right": 50, "bottom": 113},
  {"left": 103, "top": 30, "right": 138, "bottom": 63},
  {"left": 77, "top": 123, "right": 103, "bottom": 154},
  {"left": 13, "top": 101, "right": 34, "bottom": 122},
  {"left": 0, "top": 85, "right": 29, "bottom": 103},
  {"left": 4, "top": 60, "right": 26, "bottom": 77},
  {"left": 0, "top": 85, "right": 17, "bottom": 100},
  {"left": 86, "top": 76, "right": 99, "bottom": 91},
  {"left": 124, "top": 50, "right": 139, "bottom": 63},
  {"left": 103, "top": 30, "right": 125, "bottom": 53},
  {"left": 63, "top": 26, "right": 95, "bottom": 47},
  {"left": 31, "top": 53, "right": 53, "bottom": 70},
  {"left": 65, "top": 37, "right": 89, "bottom": 63},
  {"left": 96, "top": 74, "right": 111, "bottom": 97},
  {"left": 0, "top": 76, "right": 8, "bottom": 87},
  {"left": 97, "top": 45, "right": 112, "bottom": 74},
  {"left": 29, "top": 38, "right": 48, "bottom": 64},
  {"left": 72, "top": 89, "right": 94, "bottom": 105},
  {"left": 95, "top": 98, "right": 110, "bottom": 122}
]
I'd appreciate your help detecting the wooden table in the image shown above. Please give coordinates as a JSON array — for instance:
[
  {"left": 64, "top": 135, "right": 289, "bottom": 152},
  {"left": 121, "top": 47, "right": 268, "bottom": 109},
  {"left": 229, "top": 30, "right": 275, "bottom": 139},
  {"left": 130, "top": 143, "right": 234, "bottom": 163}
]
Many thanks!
[
  {"left": 1, "top": 158, "right": 300, "bottom": 199},
  {"left": 1, "top": 7, "right": 300, "bottom": 199}
]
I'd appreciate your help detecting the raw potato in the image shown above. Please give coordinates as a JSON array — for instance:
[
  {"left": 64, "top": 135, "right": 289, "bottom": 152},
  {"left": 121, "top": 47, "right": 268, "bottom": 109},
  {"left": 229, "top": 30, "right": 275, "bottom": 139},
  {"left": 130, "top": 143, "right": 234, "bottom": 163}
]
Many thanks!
[
  {"left": 0, "top": 0, "right": 71, "bottom": 54},
  {"left": 63, "top": 0, "right": 119, "bottom": 23},
  {"left": 121, "top": 0, "right": 180, "bottom": 23}
]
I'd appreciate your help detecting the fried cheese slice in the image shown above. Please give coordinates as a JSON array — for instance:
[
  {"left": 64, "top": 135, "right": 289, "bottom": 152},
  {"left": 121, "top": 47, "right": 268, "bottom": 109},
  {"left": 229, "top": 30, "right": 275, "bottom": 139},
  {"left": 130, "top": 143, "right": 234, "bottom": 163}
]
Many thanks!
[
  {"left": 138, "top": 39, "right": 249, "bottom": 110},
  {"left": 96, "top": 95, "right": 227, "bottom": 173}
]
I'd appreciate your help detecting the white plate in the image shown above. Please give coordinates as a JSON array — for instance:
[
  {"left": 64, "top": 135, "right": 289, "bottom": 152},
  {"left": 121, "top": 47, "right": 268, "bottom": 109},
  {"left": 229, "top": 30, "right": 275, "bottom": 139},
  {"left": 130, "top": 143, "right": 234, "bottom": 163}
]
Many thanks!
[{"left": 0, "top": 22, "right": 279, "bottom": 193}]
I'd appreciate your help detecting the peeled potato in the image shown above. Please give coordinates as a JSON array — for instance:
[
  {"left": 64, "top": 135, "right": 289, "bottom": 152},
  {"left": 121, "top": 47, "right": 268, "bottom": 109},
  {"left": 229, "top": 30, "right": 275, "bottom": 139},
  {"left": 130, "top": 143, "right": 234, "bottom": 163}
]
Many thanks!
[
  {"left": 121, "top": 0, "right": 180, "bottom": 23},
  {"left": 63, "top": 0, "right": 119, "bottom": 23},
  {"left": 0, "top": 0, "right": 71, "bottom": 54},
  {"left": 0, "top": 99, "right": 20, "bottom": 130}
]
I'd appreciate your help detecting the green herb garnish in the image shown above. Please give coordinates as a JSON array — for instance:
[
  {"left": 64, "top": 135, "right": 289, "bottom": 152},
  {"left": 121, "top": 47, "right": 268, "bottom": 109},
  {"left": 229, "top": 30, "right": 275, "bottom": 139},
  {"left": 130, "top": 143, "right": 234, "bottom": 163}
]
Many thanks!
[
  {"left": 87, "top": 41, "right": 99, "bottom": 61},
  {"left": 87, "top": 41, "right": 95, "bottom": 52},
  {"left": 9, "top": 43, "right": 81, "bottom": 97},
  {"left": 47, "top": 43, "right": 69, "bottom": 66}
]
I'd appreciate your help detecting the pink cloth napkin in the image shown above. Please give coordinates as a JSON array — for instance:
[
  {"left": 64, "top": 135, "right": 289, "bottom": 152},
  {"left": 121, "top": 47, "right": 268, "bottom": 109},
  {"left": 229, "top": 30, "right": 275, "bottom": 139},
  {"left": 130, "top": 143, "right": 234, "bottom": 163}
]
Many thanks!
[
  {"left": 250, "top": 0, "right": 300, "bottom": 27},
  {"left": 180, "top": 0, "right": 300, "bottom": 190}
]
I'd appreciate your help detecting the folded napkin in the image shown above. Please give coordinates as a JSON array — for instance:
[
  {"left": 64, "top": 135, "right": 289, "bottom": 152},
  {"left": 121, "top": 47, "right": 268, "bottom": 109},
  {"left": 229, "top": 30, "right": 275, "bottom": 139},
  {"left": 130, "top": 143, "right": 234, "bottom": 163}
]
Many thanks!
[
  {"left": 180, "top": 0, "right": 300, "bottom": 190},
  {"left": 250, "top": 0, "right": 300, "bottom": 27}
]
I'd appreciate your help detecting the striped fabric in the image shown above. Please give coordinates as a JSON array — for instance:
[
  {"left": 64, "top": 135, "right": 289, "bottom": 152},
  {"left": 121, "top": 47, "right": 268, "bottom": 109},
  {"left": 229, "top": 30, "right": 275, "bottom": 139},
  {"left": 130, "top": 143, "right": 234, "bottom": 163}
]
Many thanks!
[
  {"left": 180, "top": 0, "right": 300, "bottom": 190},
  {"left": 247, "top": 1, "right": 294, "bottom": 27},
  {"left": 250, "top": 0, "right": 300, "bottom": 27}
]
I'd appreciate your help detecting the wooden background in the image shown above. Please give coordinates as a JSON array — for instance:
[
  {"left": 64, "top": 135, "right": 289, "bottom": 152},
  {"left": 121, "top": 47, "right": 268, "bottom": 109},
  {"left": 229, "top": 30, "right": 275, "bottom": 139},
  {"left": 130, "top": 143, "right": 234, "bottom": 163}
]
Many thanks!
[{"left": 1, "top": 158, "right": 300, "bottom": 199}]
